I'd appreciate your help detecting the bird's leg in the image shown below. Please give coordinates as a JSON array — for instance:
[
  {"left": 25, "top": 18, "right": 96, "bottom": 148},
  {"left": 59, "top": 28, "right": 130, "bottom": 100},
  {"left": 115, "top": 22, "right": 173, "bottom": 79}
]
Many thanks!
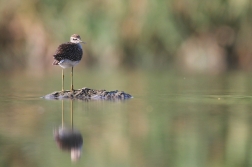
[
  {"left": 62, "top": 69, "right": 64, "bottom": 91},
  {"left": 71, "top": 66, "right": 74, "bottom": 91},
  {"left": 71, "top": 100, "right": 73, "bottom": 129}
]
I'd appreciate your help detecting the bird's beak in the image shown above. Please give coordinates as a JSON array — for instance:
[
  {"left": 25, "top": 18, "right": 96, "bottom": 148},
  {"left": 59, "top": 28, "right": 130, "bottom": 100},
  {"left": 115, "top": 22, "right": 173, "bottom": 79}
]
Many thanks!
[{"left": 80, "top": 40, "right": 86, "bottom": 44}]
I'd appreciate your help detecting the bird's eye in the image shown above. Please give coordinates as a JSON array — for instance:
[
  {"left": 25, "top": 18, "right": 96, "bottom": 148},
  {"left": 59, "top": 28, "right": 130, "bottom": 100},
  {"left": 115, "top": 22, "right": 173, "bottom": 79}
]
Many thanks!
[{"left": 73, "top": 38, "right": 77, "bottom": 40}]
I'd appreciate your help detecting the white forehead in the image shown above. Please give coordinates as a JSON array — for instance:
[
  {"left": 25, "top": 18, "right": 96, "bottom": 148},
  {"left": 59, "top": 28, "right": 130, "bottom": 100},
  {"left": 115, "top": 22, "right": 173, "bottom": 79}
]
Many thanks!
[
  {"left": 71, "top": 36, "right": 80, "bottom": 39},
  {"left": 71, "top": 34, "right": 81, "bottom": 38}
]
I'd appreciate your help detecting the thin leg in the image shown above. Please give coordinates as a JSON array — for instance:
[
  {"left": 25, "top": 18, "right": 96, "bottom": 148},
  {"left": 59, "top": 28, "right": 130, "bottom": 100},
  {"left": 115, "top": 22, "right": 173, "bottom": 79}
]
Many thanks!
[
  {"left": 62, "top": 69, "right": 64, "bottom": 91},
  {"left": 71, "top": 67, "right": 74, "bottom": 91},
  {"left": 71, "top": 100, "right": 73, "bottom": 129}
]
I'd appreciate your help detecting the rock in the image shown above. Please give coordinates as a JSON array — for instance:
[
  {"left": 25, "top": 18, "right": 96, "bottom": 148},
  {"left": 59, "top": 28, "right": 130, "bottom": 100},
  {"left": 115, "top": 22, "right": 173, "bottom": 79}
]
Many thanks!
[{"left": 43, "top": 87, "right": 133, "bottom": 100}]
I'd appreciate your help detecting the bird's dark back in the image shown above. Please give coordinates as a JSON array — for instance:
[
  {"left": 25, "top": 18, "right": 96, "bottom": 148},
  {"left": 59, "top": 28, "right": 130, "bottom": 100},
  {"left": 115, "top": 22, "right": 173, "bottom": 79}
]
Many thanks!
[{"left": 53, "top": 42, "right": 83, "bottom": 62}]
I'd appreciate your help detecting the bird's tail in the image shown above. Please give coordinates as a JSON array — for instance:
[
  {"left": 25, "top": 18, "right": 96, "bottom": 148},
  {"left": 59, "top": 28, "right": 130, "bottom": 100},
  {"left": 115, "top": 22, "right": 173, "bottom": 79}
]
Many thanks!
[{"left": 52, "top": 60, "right": 59, "bottom": 65}]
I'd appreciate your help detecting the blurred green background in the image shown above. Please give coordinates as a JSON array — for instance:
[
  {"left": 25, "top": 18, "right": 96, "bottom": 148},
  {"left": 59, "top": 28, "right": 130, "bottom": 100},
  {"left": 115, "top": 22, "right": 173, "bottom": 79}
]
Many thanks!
[
  {"left": 1, "top": 0, "right": 252, "bottom": 74},
  {"left": 2, "top": 1, "right": 252, "bottom": 166}
]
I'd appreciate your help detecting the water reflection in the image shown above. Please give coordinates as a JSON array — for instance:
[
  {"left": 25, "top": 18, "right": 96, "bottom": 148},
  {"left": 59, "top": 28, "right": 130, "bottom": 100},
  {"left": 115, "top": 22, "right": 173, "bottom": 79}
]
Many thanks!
[{"left": 53, "top": 100, "right": 83, "bottom": 162}]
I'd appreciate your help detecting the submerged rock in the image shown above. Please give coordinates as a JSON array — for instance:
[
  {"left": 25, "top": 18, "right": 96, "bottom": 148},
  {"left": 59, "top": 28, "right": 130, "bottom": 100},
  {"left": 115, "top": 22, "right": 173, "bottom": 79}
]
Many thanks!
[{"left": 43, "top": 87, "right": 133, "bottom": 100}]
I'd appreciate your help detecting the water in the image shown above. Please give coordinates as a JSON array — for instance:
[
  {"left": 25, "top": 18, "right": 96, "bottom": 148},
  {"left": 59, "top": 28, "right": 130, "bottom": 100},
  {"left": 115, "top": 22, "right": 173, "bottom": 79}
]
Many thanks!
[{"left": 1, "top": 70, "right": 252, "bottom": 167}]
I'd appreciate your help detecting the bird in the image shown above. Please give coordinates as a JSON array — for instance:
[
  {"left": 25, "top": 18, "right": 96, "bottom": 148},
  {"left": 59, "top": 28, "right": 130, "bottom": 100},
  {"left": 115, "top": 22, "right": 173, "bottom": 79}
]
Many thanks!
[{"left": 52, "top": 34, "right": 85, "bottom": 91}]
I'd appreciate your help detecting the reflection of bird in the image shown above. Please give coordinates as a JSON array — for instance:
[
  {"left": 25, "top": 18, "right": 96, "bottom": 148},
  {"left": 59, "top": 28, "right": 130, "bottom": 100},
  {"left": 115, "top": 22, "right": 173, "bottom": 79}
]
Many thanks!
[
  {"left": 53, "top": 34, "right": 85, "bottom": 91},
  {"left": 54, "top": 128, "right": 83, "bottom": 161},
  {"left": 54, "top": 100, "right": 83, "bottom": 161}
]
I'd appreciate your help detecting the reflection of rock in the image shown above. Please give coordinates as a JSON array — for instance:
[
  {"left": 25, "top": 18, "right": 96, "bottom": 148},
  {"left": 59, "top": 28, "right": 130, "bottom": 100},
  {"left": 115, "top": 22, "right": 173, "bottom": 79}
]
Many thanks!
[
  {"left": 54, "top": 127, "right": 83, "bottom": 161},
  {"left": 44, "top": 87, "right": 133, "bottom": 100}
]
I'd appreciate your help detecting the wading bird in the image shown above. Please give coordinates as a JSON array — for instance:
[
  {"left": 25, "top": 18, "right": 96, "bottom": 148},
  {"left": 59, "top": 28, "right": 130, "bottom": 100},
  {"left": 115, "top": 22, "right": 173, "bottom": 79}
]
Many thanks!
[{"left": 52, "top": 34, "right": 85, "bottom": 91}]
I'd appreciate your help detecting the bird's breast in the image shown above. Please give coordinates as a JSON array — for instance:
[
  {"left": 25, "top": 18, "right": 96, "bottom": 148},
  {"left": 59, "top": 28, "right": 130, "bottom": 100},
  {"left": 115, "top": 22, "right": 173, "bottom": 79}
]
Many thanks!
[{"left": 59, "top": 59, "right": 81, "bottom": 68}]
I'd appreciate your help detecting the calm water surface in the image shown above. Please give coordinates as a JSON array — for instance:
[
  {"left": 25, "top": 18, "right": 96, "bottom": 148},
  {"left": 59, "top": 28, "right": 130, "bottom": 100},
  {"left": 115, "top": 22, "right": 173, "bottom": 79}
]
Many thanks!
[{"left": 1, "top": 70, "right": 252, "bottom": 167}]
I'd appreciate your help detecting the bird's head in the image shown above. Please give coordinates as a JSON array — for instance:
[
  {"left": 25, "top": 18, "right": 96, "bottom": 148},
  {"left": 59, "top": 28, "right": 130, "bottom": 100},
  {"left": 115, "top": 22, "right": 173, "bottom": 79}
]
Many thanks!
[{"left": 70, "top": 34, "right": 85, "bottom": 44}]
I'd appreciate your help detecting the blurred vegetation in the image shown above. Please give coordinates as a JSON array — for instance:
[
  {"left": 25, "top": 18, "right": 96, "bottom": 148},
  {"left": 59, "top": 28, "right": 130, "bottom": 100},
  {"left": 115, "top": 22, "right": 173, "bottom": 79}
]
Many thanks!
[{"left": 0, "top": 0, "right": 252, "bottom": 73}]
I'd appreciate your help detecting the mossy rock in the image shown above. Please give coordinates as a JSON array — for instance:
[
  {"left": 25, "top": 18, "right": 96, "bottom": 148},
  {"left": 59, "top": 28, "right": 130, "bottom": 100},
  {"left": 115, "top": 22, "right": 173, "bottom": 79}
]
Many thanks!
[{"left": 43, "top": 87, "right": 133, "bottom": 100}]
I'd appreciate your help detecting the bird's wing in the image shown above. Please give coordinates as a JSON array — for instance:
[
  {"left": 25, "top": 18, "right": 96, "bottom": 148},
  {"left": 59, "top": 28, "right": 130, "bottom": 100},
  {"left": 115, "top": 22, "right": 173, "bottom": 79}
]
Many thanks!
[{"left": 53, "top": 42, "right": 83, "bottom": 61}]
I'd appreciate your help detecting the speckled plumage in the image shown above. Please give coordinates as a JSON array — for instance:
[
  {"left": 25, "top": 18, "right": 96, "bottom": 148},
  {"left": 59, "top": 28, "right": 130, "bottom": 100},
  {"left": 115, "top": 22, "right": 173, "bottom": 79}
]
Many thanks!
[
  {"left": 53, "top": 34, "right": 83, "bottom": 68},
  {"left": 53, "top": 42, "right": 82, "bottom": 63}
]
